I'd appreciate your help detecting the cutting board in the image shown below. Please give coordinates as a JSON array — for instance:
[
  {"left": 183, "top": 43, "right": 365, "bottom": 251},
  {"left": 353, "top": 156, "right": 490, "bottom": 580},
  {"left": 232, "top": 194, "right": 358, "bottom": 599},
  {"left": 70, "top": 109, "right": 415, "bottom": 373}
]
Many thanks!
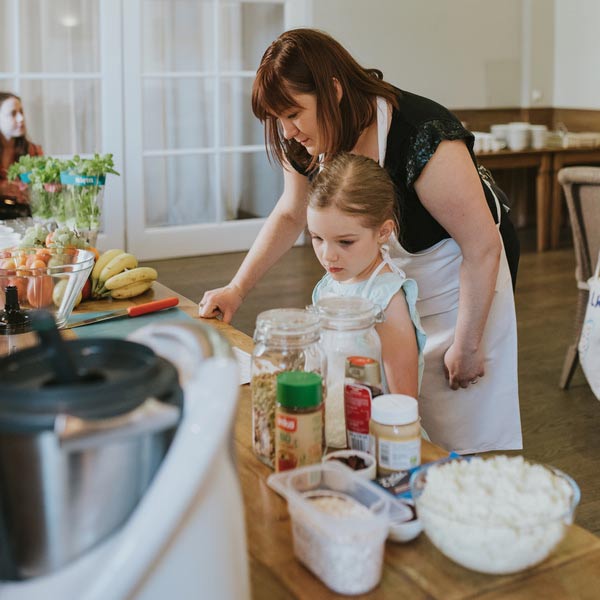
[{"left": 67, "top": 307, "right": 196, "bottom": 339}]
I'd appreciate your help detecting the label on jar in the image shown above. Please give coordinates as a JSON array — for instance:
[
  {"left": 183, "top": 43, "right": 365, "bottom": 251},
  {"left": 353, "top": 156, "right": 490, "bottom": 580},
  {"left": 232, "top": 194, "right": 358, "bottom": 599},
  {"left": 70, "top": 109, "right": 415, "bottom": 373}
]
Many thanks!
[
  {"left": 344, "top": 382, "right": 376, "bottom": 453},
  {"left": 275, "top": 408, "right": 323, "bottom": 472},
  {"left": 377, "top": 438, "right": 421, "bottom": 471}
]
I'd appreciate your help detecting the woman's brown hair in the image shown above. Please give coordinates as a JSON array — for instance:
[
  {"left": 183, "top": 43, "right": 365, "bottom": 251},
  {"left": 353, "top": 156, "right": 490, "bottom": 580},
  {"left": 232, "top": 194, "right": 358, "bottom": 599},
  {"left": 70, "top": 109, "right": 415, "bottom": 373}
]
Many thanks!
[
  {"left": 308, "top": 153, "right": 398, "bottom": 233},
  {"left": 0, "top": 92, "right": 33, "bottom": 163},
  {"left": 252, "top": 29, "right": 398, "bottom": 172}
]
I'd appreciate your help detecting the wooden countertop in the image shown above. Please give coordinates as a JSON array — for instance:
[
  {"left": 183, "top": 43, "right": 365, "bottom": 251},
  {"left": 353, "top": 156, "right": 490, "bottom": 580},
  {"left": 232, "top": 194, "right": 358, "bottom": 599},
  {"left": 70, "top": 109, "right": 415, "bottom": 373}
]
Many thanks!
[{"left": 73, "top": 282, "right": 600, "bottom": 599}]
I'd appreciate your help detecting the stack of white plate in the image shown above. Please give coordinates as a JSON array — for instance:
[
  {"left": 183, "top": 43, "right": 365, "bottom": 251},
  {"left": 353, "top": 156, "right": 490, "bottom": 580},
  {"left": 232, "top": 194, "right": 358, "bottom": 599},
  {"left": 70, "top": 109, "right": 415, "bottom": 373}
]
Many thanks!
[{"left": 0, "top": 225, "right": 21, "bottom": 250}]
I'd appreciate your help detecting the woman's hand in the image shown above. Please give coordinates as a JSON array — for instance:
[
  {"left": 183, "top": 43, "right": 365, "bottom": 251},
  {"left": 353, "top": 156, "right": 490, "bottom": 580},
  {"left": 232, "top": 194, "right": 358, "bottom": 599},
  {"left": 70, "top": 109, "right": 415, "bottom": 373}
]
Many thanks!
[
  {"left": 443, "top": 342, "right": 485, "bottom": 390},
  {"left": 198, "top": 284, "right": 244, "bottom": 323}
]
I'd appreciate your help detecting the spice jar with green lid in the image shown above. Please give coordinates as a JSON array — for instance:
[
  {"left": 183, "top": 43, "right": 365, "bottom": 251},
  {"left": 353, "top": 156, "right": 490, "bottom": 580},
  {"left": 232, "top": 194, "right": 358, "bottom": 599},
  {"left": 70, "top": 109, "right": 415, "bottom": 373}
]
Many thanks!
[{"left": 275, "top": 371, "right": 324, "bottom": 472}]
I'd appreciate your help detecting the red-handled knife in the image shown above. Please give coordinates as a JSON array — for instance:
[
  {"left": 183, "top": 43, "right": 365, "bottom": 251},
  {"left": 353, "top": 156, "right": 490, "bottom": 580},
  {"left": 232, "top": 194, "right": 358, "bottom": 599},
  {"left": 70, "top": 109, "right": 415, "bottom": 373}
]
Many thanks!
[{"left": 65, "top": 297, "right": 180, "bottom": 329}]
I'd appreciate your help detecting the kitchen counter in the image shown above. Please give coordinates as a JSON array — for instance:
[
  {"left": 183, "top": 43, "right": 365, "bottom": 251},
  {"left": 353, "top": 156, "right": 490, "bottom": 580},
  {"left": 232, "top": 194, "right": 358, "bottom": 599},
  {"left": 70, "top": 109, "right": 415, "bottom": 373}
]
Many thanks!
[{"left": 73, "top": 282, "right": 600, "bottom": 599}]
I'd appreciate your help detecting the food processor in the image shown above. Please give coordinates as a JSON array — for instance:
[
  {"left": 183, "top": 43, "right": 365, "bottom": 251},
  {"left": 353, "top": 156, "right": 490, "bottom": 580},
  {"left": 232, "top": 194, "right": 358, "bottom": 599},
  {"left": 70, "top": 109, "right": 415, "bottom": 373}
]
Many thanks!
[{"left": 0, "top": 319, "right": 250, "bottom": 599}]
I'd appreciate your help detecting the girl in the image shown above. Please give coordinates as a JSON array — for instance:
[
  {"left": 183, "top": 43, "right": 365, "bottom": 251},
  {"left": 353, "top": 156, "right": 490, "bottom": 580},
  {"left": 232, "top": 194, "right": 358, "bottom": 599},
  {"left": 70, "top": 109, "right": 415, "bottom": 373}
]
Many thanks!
[
  {"left": 308, "top": 153, "right": 426, "bottom": 398},
  {"left": 0, "top": 92, "right": 43, "bottom": 203}
]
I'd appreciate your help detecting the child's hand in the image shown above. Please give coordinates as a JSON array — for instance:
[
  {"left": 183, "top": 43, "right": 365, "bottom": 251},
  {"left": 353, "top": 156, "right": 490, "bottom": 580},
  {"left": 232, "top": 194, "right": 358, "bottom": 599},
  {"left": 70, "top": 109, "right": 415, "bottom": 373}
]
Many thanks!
[{"left": 443, "top": 343, "right": 485, "bottom": 390}]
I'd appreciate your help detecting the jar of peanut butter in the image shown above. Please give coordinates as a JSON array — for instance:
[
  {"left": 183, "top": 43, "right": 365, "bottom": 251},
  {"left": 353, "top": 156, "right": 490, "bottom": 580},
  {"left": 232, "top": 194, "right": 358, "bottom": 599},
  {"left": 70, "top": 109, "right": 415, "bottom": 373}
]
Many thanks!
[{"left": 370, "top": 394, "right": 420, "bottom": 477}]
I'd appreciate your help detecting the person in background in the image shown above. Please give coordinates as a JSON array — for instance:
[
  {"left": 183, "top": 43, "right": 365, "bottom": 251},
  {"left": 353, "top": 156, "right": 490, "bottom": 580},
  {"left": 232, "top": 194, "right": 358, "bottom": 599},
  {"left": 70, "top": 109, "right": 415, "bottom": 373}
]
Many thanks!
[
  {"left": 0, "top": 92, "right": 43, "bottom": 203},
  {"left": 308, "top": 152, "right": 426, "bottom": 398},
  {"left": 199, "top": 28, "right": 521, "bottom": 454}
]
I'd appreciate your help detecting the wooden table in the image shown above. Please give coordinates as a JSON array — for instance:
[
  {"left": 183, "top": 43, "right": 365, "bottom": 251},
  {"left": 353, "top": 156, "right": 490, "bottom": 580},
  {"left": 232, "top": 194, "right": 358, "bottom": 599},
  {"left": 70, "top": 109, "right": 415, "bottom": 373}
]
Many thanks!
[
  {"left": 477, "top": 146, "right": 600, "bottom": 252},
  {"left": 74, "top": 283, "right": 600, "bottom": 599}
]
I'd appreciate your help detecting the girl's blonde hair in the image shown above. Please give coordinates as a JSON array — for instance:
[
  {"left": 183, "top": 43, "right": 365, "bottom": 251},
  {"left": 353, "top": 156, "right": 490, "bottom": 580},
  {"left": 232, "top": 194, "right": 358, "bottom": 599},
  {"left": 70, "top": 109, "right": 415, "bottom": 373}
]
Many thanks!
[{"left": 308, "top": 153, "right": 398, "bottom": 232}]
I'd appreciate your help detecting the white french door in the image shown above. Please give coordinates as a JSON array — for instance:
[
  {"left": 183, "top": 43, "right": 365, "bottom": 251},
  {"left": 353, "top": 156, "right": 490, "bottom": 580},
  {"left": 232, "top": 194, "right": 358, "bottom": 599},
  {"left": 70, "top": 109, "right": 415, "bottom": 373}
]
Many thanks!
[
  {"left": 0, "top": 0, "right": 125, "bottom": 250},
  {"left": 123, "top": 0, "right": 311, "bottom": 260}
]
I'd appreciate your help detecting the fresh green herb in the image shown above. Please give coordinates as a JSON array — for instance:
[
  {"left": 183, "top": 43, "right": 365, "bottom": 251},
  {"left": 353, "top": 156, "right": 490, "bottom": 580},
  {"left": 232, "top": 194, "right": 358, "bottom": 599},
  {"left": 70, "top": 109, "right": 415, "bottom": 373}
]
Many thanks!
[
  {"left": 64, "top": 153, "right": 120, "bottom": 178},
  {"left": 18, "top": 224, "right": 50, "bottom": 248},
  {"left": 61, "top": 153, "right": 120, "bottom": 231},
  {"left": 28, "top": 158, "right": 69, "bottom": 222},
  {"left": 47, "top": 225, "right": 88, "bottom": 249},
  {"left": 6, "top": 155, "right": 46, "bottom": 180}
]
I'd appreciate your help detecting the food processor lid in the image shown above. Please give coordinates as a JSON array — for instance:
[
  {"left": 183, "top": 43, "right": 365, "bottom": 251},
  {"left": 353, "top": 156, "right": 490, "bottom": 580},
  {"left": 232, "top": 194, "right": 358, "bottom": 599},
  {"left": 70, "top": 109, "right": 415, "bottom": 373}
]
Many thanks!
[
  {"left": 0, "top": 338, "right": 181, "bottom": 432},
  {"left": 0, "top": 285, "right": 32, "bottom": 335}
]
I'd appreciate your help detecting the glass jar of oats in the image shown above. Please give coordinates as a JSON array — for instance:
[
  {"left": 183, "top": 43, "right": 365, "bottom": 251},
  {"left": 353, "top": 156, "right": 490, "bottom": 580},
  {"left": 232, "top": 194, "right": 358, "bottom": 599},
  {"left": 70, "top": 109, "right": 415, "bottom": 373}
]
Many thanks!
[{"left": 251, "top": 308, "right": 326, "bottom": 468}]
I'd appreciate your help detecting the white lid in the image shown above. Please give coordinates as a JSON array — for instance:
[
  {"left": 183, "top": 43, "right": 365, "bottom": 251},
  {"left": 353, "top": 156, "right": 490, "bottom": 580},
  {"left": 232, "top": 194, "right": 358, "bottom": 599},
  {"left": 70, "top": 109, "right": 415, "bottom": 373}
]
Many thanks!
[{"left": 371, "top": 394, "right": 418, "bottom": 425}]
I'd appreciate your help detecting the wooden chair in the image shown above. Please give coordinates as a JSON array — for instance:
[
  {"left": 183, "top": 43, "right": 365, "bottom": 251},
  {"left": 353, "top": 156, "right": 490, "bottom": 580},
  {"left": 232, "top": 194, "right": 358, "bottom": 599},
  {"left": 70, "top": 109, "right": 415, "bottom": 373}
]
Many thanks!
[{"left": 557, "top": 167, "right": 600, "bottom": 389}]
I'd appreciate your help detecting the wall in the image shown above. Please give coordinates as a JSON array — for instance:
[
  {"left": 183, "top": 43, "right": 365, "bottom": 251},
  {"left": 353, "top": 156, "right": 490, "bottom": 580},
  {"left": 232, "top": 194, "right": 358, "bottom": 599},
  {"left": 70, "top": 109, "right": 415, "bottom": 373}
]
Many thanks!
[
  {"left": 528, "top": 0, "right": 555, "bottom": 108},
  {"left": 312, "top": 0, "right": 527, "bottom": 109},
  {"left": 554, "top": 0, "right": 600, "bottom": 109}
]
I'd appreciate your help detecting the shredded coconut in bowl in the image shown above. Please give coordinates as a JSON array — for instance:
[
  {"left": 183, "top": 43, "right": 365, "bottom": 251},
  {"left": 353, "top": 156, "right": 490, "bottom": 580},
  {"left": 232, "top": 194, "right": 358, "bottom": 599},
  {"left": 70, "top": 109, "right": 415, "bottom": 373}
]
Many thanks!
[{"left": 415, "top": 455, "right": 579, "bottom": 574}]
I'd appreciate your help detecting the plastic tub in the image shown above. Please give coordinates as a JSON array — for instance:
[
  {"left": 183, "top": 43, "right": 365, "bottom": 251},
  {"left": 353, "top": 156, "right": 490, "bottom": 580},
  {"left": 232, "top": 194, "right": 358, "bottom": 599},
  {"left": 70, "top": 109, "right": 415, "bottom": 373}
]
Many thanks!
[{"left": 268, "top": 462, "right": 392, "bottom": 595}]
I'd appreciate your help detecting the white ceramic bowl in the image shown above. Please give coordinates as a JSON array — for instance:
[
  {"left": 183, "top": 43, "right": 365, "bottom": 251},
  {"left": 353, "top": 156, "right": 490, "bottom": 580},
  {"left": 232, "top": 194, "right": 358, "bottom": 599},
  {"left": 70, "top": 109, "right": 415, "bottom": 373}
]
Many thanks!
[
  {"left": 490, "top": 123, "right": 509, "bottom": 143},
  {"left": 323, "top": 449, "right": 377, "bottom": 480},
  {"left": 388, "top": 498, "right": 423, "bottom": 543},
  {"left": 507, "top": 122, "right": 531, "bottom": 151},
  {"left": 410, "top": 456, "right": 580, "bottom": 574}
]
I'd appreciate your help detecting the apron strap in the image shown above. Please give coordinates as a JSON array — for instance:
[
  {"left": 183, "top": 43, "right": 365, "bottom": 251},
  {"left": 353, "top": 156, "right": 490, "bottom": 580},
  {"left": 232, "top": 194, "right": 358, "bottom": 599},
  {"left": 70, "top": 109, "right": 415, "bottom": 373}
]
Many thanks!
[
  {"left": 362, "top": 244, "right": 407, "bottom": 297},
  {"left": 362, "top": 258, "right": 388, "bottom": 297},
  {"left": 481, "top": 177, "right": 503, "bottom": 225},
  {"left": 376, "top": 96, "right": 387, "bottom": 168}
]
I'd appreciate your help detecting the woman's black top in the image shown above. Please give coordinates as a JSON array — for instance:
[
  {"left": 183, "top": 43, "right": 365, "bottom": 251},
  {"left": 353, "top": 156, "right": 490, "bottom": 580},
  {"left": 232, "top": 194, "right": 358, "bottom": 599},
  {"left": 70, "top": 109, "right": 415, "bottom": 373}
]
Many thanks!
[{"left": 291, "top": 87, "right": 519, "bottom": 286}]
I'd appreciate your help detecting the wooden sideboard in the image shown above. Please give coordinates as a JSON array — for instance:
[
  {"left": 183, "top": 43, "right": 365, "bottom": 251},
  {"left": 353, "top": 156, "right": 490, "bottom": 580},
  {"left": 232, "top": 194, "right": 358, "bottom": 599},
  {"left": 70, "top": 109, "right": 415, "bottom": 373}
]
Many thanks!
[{"left": 477, "top": 146, "right": 600, "bottom": 252}]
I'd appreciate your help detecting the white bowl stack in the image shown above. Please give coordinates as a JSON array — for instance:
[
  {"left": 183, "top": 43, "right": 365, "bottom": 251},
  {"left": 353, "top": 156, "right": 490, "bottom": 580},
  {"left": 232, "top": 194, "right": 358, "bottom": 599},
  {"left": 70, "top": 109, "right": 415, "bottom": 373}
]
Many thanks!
[{"left": 506, "top": 122, "right": 531, "bottom": 151}]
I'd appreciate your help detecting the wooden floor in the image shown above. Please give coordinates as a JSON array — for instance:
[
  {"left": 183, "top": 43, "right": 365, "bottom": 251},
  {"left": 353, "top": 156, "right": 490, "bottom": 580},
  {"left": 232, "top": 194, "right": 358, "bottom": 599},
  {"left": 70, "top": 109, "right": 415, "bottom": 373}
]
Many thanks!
[{"left": 143, "top": 230, "right": 600, "bottom": 536}]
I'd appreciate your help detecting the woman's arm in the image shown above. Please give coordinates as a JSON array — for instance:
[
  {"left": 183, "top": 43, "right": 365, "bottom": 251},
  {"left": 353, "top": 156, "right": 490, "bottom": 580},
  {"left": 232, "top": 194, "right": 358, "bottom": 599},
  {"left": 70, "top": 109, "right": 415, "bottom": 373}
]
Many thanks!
[
  {"left": 199, "top": 165, "right": 310, "bottom": 322},
  {"left": 377, "top": 291, "right": 419, "bottom": 398},
  {"left": 414, "top": 139, "right": 501, "bottom": 390}
]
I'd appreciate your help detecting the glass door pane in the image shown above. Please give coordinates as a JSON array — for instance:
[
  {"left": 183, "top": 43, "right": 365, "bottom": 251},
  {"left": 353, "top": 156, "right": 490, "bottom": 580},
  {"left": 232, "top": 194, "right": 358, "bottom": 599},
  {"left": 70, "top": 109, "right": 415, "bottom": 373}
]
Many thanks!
[{"left": 125, "top": 0, "right": 304, "bottom": 259}]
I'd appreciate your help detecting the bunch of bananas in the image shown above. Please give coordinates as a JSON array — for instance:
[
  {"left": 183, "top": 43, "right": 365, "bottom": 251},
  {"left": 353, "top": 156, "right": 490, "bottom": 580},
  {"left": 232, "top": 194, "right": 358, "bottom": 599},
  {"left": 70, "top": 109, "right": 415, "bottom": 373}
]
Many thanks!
[{"left": 91, "top": 249, "right": 158, "bottom": 299}]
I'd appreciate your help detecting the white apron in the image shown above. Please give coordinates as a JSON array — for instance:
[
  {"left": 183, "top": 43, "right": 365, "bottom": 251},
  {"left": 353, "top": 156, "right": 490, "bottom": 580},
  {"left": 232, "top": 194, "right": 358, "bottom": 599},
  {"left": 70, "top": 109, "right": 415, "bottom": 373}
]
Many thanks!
[{"left": 374, "top": 97, "right": 522, "bottom": 454}]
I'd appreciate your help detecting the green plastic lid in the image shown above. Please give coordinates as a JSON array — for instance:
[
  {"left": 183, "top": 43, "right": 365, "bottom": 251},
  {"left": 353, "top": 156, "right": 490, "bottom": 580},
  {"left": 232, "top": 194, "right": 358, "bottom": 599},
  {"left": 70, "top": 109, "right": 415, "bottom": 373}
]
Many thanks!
[{"left": 277, "top": 371, "right": 322, "bottom": 409}]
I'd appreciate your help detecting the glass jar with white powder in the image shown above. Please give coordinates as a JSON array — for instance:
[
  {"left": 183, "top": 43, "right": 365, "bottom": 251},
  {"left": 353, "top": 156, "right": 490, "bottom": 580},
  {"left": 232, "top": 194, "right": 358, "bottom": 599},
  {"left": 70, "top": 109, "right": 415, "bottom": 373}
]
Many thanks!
[
  {"left": 370, "top": 394, "right": 421, "bottom": 476},
  {"left": 313, "top": 297, "right": 382, "bottom": 448}
]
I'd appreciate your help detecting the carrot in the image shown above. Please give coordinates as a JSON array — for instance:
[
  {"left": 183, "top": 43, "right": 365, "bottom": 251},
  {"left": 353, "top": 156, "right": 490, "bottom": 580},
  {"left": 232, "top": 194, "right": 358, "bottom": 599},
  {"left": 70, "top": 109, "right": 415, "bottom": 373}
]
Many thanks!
[
  {"left": 35, "top": 248, "right": 52, "bottom": 264},
  {"left": 29, "top": 259, "right": 47, "bottom": 270},
  {"left": 27, "top": 276, "right": 54, "bottom": 308},
  {"left": 86, "top": 246, "right": 100, "bottom": 262}
]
